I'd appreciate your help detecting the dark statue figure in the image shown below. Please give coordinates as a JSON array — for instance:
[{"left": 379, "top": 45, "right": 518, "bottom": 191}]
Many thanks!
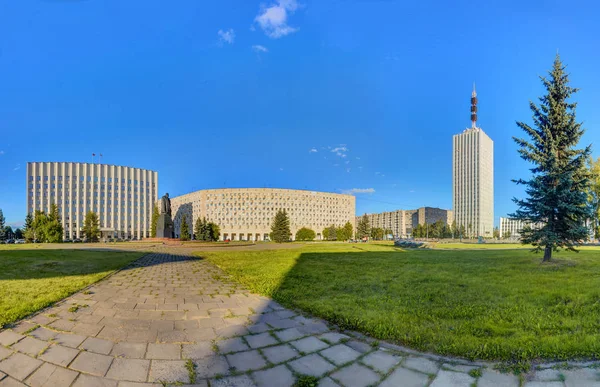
[
  {"left": 156, "top": 192, "right": 174, "bottom": 238},
  {"left": 160, "top": 193, "right": 172, "bottom": 216}
]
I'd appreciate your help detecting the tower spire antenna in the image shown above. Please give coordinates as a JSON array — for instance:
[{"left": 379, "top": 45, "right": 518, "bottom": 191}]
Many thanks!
[{"left": 470, "top": 83, "right": 478, "bottom": 128}]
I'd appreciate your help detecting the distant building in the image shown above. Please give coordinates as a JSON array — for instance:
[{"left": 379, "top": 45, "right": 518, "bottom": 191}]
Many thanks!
[
  {"left": 499, "top": 217, "right": 543, "bottom": 239},
  {"left": 170, "top": 188, "right": 355, "bottom": 241},
  {"left": 26, "top": 162, "right": 158, "bottom": 240},
  {"left": 356, "top": 207, "right": 453, "bottom": 238},
  {"left": 452, "top": 85, "right": 494, "bottom": 238}
]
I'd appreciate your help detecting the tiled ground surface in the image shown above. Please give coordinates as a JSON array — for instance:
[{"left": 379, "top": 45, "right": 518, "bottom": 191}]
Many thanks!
[{"left": 1, "top": 249, "right": 600, "bottom": 386}]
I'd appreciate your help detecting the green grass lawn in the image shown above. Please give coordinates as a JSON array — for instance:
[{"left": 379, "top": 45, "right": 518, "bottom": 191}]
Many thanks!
[
  {"left": 0, "top": 248, "right": 144, "bottom": 327},
  {"left": 198, "top": 243, "right": 600, "bottom": 362}
]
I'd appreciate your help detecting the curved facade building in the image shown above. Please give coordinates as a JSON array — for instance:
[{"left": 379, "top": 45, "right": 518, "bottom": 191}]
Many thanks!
[
  {"left": 171, "top": 188, "right": 355, "bottom": 241},
  {"left": 26, "top": 162, "right": 158, "bottom": 240}
]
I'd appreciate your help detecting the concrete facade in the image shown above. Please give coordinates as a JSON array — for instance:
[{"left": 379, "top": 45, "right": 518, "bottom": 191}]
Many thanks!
[
  {"left": 356, "top": 207, "right": 453, "bottom": 238},
  {"left": 26, "top": 162, "right": 158, "bottom": 240},
  {"left": 452, "top": 127, "right": 494, "bottom": 238},
  {"left": 170, "top": 188, "right": 355, "bottom": 241},
  {"left": 499, "top": 217, "right": 543, "bottom": 239}
]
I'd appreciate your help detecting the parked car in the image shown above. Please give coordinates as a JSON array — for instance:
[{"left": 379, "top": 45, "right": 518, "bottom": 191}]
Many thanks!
[
  {"left": 73, "top": 238, "right": 82, "bottom": 243},
  {"left": 63, "top": 239, "right": 72, "bottom": 243},
  {"left": 15, "top": 239, "right": 25, "bottom": 244},
  {"left": 6, "top": 239, "right": 15, "bottom": 244}
]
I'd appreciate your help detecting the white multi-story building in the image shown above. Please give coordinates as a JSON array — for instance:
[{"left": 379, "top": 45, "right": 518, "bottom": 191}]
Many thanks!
[
  {"left": 26, "top": 162, "right": 158, "bottom": 240},
  {"left": 499, "top": 217, "right": 544, "bottom": 239},
  {"left": 452, "top": 86, "right": 494, "bottom": 238},
  {"left": 170, "top": 188, "right": 355, "bottom": 241}
]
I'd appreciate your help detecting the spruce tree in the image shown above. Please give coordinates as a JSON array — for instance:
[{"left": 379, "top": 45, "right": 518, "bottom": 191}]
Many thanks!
[
  {"left": 46, "top": 204, "right": 64, "bottom": 243},
  {"left": 150, "top": 204, "right": 159, "bottom": 238},
  {"left": 270, "top": 209, "right": 290, "bottom": 243},
  {"left": 356, "top": 214, "right": 370, "bottom": 239},
  {"left": 512, "top": 54, "right": 592, "bottom": 261},
  {"left": 0, "top": 209, "right": 5, "bottom": 241},
  {"left": 23, "top": 213, "right": 34, "bottom": 242},
  {"left": 82, "top": 211, "right": 101, "bottom": 242},
  {"left": 180, "top": 216, "right": 190, "bottom": 241}
]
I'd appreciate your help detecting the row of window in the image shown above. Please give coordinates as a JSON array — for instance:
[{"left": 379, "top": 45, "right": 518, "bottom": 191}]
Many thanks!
[{"left": 30, "top": 175, "right": 155, "bottom": 185}]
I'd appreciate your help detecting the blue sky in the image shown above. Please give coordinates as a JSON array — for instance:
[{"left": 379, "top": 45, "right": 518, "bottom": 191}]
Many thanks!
[{"left": 1, "top": 0, "right": 599, "bottom": 228}]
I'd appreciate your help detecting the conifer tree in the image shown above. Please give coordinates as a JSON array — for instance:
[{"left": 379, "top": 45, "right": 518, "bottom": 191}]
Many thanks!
[
  {"left": 270, "top": 209, "right": 290, "bottom": 243},
  {"left": 180, "top": 216, "right": 190, "bottom": 241},
  {"left": 23, "top": 213, "right": 34, "bottom": 242},
  {"left": 0, "top": 209, "right": 5, "bottom": 241},
  {"left": 82, "top": 211, "right": 101, "bottom": 242},
  {"left": 512, "top": 54, "right": 592, "bottom": 261},
  {"left": 356, "top": 214, "right": 370, "bottom": 239},
  {"left": 150, "top": 204, "right": 159, "bottom": 238}
]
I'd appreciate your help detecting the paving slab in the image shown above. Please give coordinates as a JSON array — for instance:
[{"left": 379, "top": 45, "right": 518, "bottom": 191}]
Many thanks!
[
  {"left": 148, "top": 360, "right": 188, "bottom": 383},
  {"left": 146, "top": 343, "right": 180, "bottom": 360},
  {"left": 478, "top": 369, "right": 520, "bottom": 387},
  {"left": 403, "top": 356, "right": 440, "bottom": 374},
  {"left": 290, "top": 336, "right": 329, "bottom": 353},
  {"left": 0, "top": 353, "right": 43, "bottom": 381},
  {"left": 261, "top": 344, "right": 300, "bottom": 364},
  {"left": 245, "top": 332, "right": 279, "bottom": 348},
  {"left": 25, "top": 362, "right": 78, "bottom": 387},
  {"left": 320, "top": 344, "right": 361, "bottom": 366},
  {"left": 361, "top": 350, "right": 402, "bottom": 373},
  {"left": 193, "top": 355, "right": 230, "bottom": 378},
  {"left": 210, "top": 375, "right": 256, "bottom": 387},
  {"left": 226, "top": 350, "right": 267, "bottom": 371},
  {"left": 430, "top": 369, "right": 475, "bottom": 387},
  {"left": 39, "top": 345, "right": 79, "bottom": 367},
  {"left": 106, "top": 358, "right": 150, "bottom": 382},
  {"left": 253, "top": 364, "right": 295, "bottom": 387},
  {"left": 380, "top": 367, "right": 431, "bottom": 387},
  {"left": 11, "top": 337, "right": 48, "bottom": 357},
  {"left": 331, "top": 363, "right": 381, "bottom": 387},
  {"left": 288, "top": 354, "right": 335, "bottom": 377},
  {"left": 69, "top": 351, "right": 113, "bottom": 376},
  {"left": 217, "top": 337, "right": 249, "bottom": 353},
  {"left": 71, "top": 373, "right": 118, "bottom": 387},
  {"left": 111, "top": 343, "right": 147, "bottom": 359}
]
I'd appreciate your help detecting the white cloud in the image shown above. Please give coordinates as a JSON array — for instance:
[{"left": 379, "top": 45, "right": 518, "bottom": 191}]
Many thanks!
[
  {"left": 309, "top": 148, "right": 318, "bottom": 153},
  {"left": 218, "top": 29, "right": 235, "bottom": 44},
  {"left": 346, "top": 168, "right": 351, "bottom": 173},
  {"left": 0, "top": 150, "right": 4, "bottom": 155},
  {"left": 255, "top": 0, "right": 299, "bottom": 39},
  {"left": 252, "top": 45, "right": 269, "bottom": 53},
  {"left": 345, "top": 160, "right": 350, "bottom": 164},
  {"left": 331, "top": 146, "right": 348, "bottom": 158},
  {"left": 409, "top": 190, "right": 415, "bottom": 193},
  {"left": 279, "top": 167, "right": 284, "bottom": 171},
  {"left": 13, "top": 164, "right": 20, "bottom": 171},
  {"left": 341, "top": 188, "right": 375, "bottom": 195}
]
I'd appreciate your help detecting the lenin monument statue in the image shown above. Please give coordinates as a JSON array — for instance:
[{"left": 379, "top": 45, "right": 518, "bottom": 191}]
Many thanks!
[{"left": 156, "top": 193, "right": 174, "bottom": 238}]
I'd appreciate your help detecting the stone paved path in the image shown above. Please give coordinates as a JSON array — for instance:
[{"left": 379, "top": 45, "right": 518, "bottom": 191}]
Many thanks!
[{"left": 1, "top": 250, "right": 599, "bottom": 386}]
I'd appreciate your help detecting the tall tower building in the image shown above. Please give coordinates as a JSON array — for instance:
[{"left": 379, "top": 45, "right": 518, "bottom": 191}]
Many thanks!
[{"left": 452, "top": 85, "right": 494, "bottom": 238}]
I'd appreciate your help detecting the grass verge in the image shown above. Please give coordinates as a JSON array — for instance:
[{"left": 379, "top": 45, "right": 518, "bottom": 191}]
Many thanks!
[{"left": 198, "top": 243, "right": 600, "bottom": 362}]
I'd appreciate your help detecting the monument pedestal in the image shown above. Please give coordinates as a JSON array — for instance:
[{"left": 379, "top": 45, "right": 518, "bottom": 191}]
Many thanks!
[{"left": 156, "top": 214, "right": 174, "bottom": 239}]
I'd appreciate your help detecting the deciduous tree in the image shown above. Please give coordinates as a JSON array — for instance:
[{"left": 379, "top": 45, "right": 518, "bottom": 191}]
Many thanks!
[{"left": 295, "top": 227, "right": 316, "bottom": 241}]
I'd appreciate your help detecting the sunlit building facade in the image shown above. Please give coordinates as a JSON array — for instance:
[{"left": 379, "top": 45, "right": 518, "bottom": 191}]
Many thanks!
[
  {"left": 26, "top": 162, "right": 158, "bottom": 240},
  {"left": 170, "top": 188, "right": 355, "bottom": 241},
  {"left": 452, "top": 87, "right": 494, "bottom": 237},
  {"left": 357, "top": 207, "right": 453, "bottom": 238}
]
